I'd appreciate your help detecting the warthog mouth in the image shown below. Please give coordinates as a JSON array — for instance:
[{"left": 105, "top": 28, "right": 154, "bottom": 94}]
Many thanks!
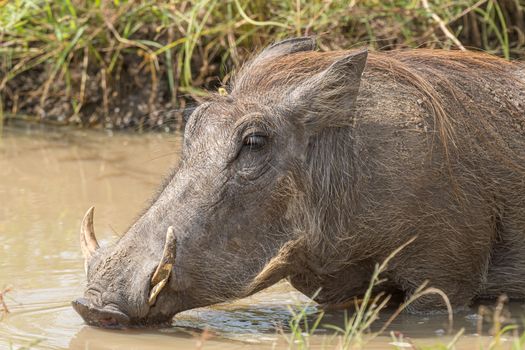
[
  {"left": 72, "top": 298, "right": 130, "bottom": 329},
  {"left": 72, "top": 297, "right": 175, "bottom": 328}
]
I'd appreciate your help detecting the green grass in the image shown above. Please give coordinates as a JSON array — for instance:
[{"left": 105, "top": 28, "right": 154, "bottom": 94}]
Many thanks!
[
  {"left": 285, "top": 285, "right": 525, "bottom": 350},
  {"left": 283, "top": 238, "right": 525, "bottom": 350},
  {"left": 0, "top": 0, "right": 524, "bottom": 129}
]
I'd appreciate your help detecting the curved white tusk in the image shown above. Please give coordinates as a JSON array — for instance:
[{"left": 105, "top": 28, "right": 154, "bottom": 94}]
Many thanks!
[{"left": 80, "top": 206, "right": 100, "bottom": 261}]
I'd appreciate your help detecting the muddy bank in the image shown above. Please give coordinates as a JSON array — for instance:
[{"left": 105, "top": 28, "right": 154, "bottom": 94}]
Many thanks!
[{"left": 1, "top": 53, "right": 210, "bottom": 132}]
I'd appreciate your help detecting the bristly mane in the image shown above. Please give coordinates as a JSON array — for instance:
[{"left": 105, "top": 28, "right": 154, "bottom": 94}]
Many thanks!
[{"left": 230, "top": 49, "right": 525, "bottom": 174}]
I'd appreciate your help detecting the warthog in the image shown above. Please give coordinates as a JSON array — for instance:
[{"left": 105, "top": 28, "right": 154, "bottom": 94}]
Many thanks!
[{"left": 73, "top": 37, "right": 525, "bottom": 328}]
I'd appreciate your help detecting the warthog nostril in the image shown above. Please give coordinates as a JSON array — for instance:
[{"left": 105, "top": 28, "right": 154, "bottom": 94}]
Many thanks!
[{"left": 72, "top": 297, "right": 130, "bottom": 328}]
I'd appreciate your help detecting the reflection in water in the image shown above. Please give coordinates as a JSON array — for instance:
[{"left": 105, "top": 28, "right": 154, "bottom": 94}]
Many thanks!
[{"left": 0, "top": 126, "right": 522, "bottom": 349}]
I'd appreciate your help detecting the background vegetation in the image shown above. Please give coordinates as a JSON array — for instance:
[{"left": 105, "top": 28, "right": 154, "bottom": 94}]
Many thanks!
[{"left": 1, "top": 0, "right": 524, "bottom": 131}]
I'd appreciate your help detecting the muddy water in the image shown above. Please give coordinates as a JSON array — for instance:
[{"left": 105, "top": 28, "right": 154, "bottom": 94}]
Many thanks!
[{"left": 0, "top": 126, "right": 523, "bottom": 350}]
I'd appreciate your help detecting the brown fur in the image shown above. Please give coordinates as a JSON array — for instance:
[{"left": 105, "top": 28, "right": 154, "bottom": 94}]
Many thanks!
[{"left": 234, "top": 46, "right": 525, "bottom": 312}]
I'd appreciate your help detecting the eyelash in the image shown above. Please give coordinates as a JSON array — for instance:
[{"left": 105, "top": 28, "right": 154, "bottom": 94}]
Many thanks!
[{"left": 242, "top": 133, "right": 267, "bottom": 150}]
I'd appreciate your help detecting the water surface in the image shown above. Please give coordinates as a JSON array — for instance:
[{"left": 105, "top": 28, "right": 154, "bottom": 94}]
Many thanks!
[{"left": 0, "top": 126, "right": 522, "bottom": 349}]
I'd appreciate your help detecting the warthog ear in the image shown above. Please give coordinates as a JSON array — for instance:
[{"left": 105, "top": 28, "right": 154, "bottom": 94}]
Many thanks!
[
  {"left": 291, "top": 48, "right": 368, "bottom": 132},
  {"left": 252, "top": 37, "right": 316, "bottom": 64}
]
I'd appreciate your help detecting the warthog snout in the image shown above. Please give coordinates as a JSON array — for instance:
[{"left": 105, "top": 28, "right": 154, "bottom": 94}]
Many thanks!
[
  {"left": 74, "top": 208, "right": 180, "bottom": 328},
  {"left": 72, "top": 297, "right": 130, "bottom": 328}
]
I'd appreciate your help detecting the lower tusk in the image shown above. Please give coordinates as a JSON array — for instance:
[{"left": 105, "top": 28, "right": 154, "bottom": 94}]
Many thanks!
[
  {"left": 148, "top": 226, "right": 176, "bottom": 306},
  {"left": 148, "top": 274, "right": 170, "bottom": 306}
]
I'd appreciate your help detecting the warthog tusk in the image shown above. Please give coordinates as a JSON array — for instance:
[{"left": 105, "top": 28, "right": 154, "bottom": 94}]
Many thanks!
[
  {"left": 148, "top": 226, "right": 176, "bottom": 306},
  {"left": 148, "top": 277, "right": 169, "bottom": 306},
  {"left": 80, "top": 206, "right": 100, "bottom": 260}
]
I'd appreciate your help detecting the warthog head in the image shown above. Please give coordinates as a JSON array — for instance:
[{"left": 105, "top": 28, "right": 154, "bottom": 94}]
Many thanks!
[{"left": 72, "top": 37, "right": 368, "bottom": 328}]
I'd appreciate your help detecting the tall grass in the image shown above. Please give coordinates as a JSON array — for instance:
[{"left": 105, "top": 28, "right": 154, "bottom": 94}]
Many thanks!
[
  {"left": 0, "top": 286, "right": 12, "bottom": 320},
  {"left": 283, "top": 241, "right": 525, "bottom": 350},
  {"left": 0, "top": 0, "right": 524, "bottom": 129},
  {"left": 283, "top": 237, "right": 451, "bottom": 350}
]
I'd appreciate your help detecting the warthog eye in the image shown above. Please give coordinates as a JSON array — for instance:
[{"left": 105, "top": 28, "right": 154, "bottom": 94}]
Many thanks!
[{"left": 243, "top": 133, "right": 267, "bottom": 151}]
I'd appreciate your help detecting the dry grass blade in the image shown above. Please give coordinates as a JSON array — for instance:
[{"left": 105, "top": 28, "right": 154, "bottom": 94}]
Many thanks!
[
  {"left": 194, "top": 328, "right": 214, "bottom": 350},
  {"left": 421, "top": 0, "right": 466, "bottom": 51},
  {"left": 233, "top": 0, "right": 289, "bottom": 29},
  {"left": 376, "top": 285, "right": 454, "bottom": 336},
  {"left": 0, "top": 286, "right": 12, "bottom": 316}
]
